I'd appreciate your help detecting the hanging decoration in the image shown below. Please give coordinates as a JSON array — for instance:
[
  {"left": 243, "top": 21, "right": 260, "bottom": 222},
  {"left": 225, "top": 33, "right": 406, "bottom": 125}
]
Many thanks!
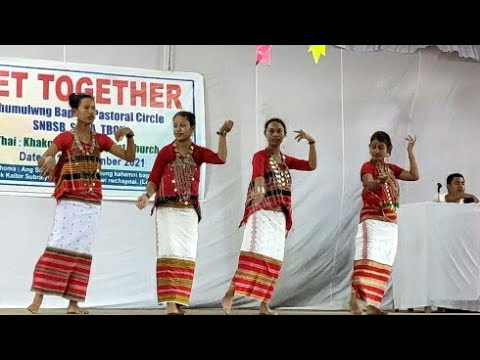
[
  {"left": 256, "top": 45, "right": 272, "bottom": 66},
  {"left": 308, "top": 45, "right": 327, "bottom": 64}
]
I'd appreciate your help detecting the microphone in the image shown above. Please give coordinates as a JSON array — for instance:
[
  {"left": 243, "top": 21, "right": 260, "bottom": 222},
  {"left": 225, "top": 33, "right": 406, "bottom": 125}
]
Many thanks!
[{"left": 437, "top": 182, "right": 442, "bottom": 202}]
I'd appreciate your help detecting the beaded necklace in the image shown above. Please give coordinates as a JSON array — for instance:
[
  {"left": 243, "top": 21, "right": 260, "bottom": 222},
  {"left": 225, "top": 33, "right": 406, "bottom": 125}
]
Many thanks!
[
  {"left": 72, "top": 129, "right": 100, "bottom": 193},
  {"left": 172, "top": 141, "right": 196, "bottom": 205},
  {"left": 267, "top": 148, "right": 291, "bottom": 187},
  {"left": 376, "top": 162, "right": 396, "bottom": 212}
]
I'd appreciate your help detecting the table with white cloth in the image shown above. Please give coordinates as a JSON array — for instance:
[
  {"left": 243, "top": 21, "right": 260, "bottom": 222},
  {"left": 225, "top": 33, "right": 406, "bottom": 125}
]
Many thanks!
[{"left": 393, "top": 202, "right": 480, "bottom": 312}]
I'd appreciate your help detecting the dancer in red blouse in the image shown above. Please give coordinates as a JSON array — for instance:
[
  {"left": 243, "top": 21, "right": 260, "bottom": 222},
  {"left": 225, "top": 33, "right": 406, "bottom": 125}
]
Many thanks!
[
  {"left": 350, "top": 131, "right": 419, "bottom": 315},
  {"left": 136, "top": 111, "right": 233, "bottom": 315},
  {"left": 221, "top": 118, "right": 317, "bottom": 315},
  {"left": 27, "top": 93, "right": 136, "bottom": 314}
]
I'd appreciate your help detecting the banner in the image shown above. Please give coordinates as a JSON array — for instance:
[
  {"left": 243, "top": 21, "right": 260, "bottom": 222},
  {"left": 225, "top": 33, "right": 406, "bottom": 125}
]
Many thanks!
[{"left": 0, "top": 58, "right": 205, "bottom": 200}]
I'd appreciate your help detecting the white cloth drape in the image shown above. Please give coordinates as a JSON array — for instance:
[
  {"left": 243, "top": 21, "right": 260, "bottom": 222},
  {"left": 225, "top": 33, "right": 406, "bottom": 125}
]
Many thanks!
[{"left": 335, "top": 45, "right": 480, "bottom": 61}]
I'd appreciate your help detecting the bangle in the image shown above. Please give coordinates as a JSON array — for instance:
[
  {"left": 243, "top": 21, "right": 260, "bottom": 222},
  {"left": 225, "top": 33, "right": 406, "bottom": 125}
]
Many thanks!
[
  {"left": 308, "top": 141, "right": 315, "bottom": 145},
  {"left": 126, "top": 132, "right": 135, "bottom": 138},
  {"left": 256, "top": 186, "right": 266, "bottom": 194},
  {"left": 216, "top": 131, "right": 227, "bottom": 137},
  {"left": 143, "top": 192, "right": 150, "bottom": 199}
]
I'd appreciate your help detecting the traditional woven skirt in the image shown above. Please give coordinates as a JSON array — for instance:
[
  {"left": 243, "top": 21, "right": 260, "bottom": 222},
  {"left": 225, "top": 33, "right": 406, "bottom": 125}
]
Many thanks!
[
  {"left": 352, "top": 219, "right": 398, "bottom": 308},
  {"left": 232, "top": 209, "right": 286, "bottom": 302},
  {"left": 155, "top": 206, "right": 198, "bottom": 305},
  {"left": 31, "top": 199, "right": 100, "bottom": 302}
]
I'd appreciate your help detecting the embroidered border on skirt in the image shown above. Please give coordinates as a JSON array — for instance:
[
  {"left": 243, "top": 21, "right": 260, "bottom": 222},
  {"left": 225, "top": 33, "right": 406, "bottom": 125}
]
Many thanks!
[
  {"left": 31, "top": 247, "right": 92, "bottom": 302},
  {"left": 156, "top": 258, "right": 195, "bottom": 305}
]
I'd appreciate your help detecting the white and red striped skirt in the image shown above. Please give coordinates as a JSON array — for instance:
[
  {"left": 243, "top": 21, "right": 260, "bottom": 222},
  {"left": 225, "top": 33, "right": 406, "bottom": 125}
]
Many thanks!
[
  {"left": 233, "top": 210, "right": 286, "bottom": 302},
  {"left": 31, "top": 199, "right": 99, "bottom": 302},
  {"left": 155, "top": 206, "right": 198, "bottom": 306},
  {"left": 352, "top": 219, "right": 398, "bottom": 308}
]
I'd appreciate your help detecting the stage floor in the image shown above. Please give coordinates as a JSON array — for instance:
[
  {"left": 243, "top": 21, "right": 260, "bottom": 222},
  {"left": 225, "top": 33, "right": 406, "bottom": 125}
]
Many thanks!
[{"left": 0, "top": 308, "right": 468, "bottom": 315}]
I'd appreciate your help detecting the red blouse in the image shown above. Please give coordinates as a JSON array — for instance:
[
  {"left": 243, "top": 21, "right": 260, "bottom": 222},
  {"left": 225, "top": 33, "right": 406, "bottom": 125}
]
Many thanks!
[
  {"left": 359, "top": 161, "right": 404, "bottom": 223},
  {"left": 148, "top": 142, "right": 224, "bottom": 196},
  {"left": 52, "top": 131, "right": 114, "bottom": 202},
  {"left": 148, "top": 142, "right": 224, "bottom": 221},
  {"left": 240, "top": 149, "right": 313, "bottom": 231}
]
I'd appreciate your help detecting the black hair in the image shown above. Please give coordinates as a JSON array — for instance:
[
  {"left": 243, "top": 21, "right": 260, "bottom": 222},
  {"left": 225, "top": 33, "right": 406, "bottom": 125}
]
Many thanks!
[
  {"left": 173, "top": 111, "right": 196, "bottom": 127},
  {"left": 370, "top": 131, "right": 393, "bottom": 154},
  {"left": 68, "top": 93, "right": 94, "bottom": 109},
  {"left": 264, "top": 118, "right": 287, "bottom": 133},
  {"left": 447, "top": 173, "right": 464, "bottom": 185}
]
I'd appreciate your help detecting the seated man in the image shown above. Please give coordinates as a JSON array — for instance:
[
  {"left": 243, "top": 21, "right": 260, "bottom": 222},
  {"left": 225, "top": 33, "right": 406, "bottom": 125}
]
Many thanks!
[{"left": 437, "top": 173, "right": 479, "bottom": 203}]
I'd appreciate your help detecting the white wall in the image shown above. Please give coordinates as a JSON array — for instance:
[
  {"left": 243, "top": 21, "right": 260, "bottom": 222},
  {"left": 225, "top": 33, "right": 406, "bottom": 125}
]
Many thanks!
[{"left": 1, "top": 45, "right": 479, "bottom": 309}]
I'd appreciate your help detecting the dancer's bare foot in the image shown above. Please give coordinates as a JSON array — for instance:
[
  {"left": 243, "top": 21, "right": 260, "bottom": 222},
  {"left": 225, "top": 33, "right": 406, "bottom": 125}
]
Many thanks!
[
  {"left": 221, "top": 282, "right": 235, "bottom": 315},
  {"left": 349, "top": 291, "right": 362, "bottom": 315},
  {"left": 27, "top": 293, "right": 43, "bottom": 314},
  {"left": 67, "top": 300, "right": 89, "bottom": 315},
  {"left": 259, "top": 301, "right": 277, "bottom": 315},
  {"left": 166, "top": 302, "right": 185, "bottom": 315},
  {"left": 27, "top": 303, "right": 40, "bottom": 314},
  {"left": 221, "top": 296, "right": 234, "bottom": 315},
  {"left": 366, "top": 305, "right": 386, "bottom": 315},
  {"left": 66, "top": 306, "right": 89, "bottom": 314}
]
